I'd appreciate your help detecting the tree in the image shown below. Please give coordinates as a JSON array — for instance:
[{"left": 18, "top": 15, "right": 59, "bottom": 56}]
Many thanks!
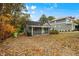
[
  {"left": 0, "top": 3, "right": 27, "bottom": 26},
  {"left": 47, "top": 16, "right": 55, "bottom": 21},
  {"left": 39, "top": 14, "right": 56, "bottom": 24},
  {"left": 17, "top": 14, "right": 30, "bottom": 33},
  {"left": 0, "top": 3, "right": 28, "bottom": 40},
  {"left": 39, "top": 14, "right": 48, "bottom": 24},
  {"left": 0, "top": 4, "right": 26, "bottom": 15},
  {"left": 0, "top": 14, "right": 16, "bottom": 40}
]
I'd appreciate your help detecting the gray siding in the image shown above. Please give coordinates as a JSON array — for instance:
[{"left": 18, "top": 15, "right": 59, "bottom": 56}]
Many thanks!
[
  {"left": 44, "top": 18, "right": 76, "bottom": 32},
  {"left": 53, "top": 23, "right": 75, "bottom": 31}
]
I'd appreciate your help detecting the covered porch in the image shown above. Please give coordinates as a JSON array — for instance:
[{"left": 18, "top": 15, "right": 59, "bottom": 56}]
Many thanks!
[{"left": 27, "top": 25, "right": 50, "bottom": 36}]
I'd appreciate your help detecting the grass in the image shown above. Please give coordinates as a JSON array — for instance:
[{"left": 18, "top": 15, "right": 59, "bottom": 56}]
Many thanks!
[{"left": 0, "top": 32, "right": 79, "bottom": 56}]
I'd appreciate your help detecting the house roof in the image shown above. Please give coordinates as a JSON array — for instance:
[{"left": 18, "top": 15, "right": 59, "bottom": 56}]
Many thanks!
[
  {"left": 52, "top": 18, "right": 66, "bottom": 21},
  {"left": 26, "top": 21, "right": 42, "bottom": 26},
  {"left": 51, "top": 16, "right": 75, "bottom": 21},
  {"left": 26, "top": 21, "right": 50, "bottom": 28}
]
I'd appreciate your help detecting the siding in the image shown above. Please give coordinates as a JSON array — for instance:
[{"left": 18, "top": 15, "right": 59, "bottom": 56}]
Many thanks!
[
  {"left": 44, "top": 18, "right": 76, "bottom": 31},
  {"left": 53, "top": 24, "right": 74, "bottom": 31}
]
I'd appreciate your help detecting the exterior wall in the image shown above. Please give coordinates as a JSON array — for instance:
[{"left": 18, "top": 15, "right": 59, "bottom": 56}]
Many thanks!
[
  {"left": 44, "top": 18, "right": 76, "bottom": 32},
  {"left": 52, "top": 23, "right": 75, "bottom": 32}
]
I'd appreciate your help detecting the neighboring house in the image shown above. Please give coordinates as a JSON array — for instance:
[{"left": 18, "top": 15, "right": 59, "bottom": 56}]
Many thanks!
[
  {"left": 24, "top": 21, "right": 50, "bottom": 36},
  {"left": 44, "top": 16, "right": 78, "bottom": 32}
]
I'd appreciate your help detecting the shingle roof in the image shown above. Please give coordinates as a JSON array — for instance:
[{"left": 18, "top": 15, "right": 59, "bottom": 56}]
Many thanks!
[
  {"left": 52, "top": 16, "right": 75, "bottom": 21},
  {"left": 26, "top": 21, "right": 43, "bottom": 26}
]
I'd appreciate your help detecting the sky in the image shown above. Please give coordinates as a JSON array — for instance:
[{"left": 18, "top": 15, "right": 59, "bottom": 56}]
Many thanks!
[{"left": 25, "top": 3, "right": 79, "bottom": 21}]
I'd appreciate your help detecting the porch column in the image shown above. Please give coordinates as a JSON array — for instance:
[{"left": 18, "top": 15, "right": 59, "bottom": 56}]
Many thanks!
[
  {"left": 41, "top": 27, "right": 44, "bottom": 34},
  {"left": 71, "top": 23, "right": 74, "bottom": 31},
  {"left": 31, "top": 27, "right": 33, "bottom": 36}
]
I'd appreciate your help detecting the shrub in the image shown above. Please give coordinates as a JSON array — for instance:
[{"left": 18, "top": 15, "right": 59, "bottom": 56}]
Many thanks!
[
  {"left": 65, "top": 30, "right": 67, "bottom": 32},
  {"left": 27, "top": 32, "right": 32, "bottom": 36},
  {"left": 2, "top": 24, "right": 16, "bottom": 33},
  {"left": 0, "top": 23, "right": 16, "bottom": 40},
  {"left": 12, "top": 32, "right": 18, "bottom": 38},
  {"left": 0, "top": 14, "right": 16, "bottom": 40},
  {"left": 49, "top": 30, "right": 59, "bottom": 34}
]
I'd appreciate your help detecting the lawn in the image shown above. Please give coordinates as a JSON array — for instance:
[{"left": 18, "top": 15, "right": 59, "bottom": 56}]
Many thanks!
[{"left": 0, "top": 32, "right": 79, "bottom": 56}]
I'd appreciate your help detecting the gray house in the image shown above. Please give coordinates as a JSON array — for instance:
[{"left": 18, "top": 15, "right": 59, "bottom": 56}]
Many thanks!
[
  {"left": 24, "top": 17, "right": 78, "bottom": 36},
  {"left": 24, "top": 21, "right": 50, "bottom": 36},
  {"left": 44, "top": 16, "right": 77, "bottom": 32}
]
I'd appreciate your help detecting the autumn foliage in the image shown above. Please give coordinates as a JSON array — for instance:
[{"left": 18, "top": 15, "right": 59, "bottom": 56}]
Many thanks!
[
  {"left": 0, "top": 3, "right": 28, "bottom": 41},
  {"left": 0, "top": 14, "right": 16, "bottom": 40},
  {"left": 1, "top": 24, "right": 16, "bottom": 33}
]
